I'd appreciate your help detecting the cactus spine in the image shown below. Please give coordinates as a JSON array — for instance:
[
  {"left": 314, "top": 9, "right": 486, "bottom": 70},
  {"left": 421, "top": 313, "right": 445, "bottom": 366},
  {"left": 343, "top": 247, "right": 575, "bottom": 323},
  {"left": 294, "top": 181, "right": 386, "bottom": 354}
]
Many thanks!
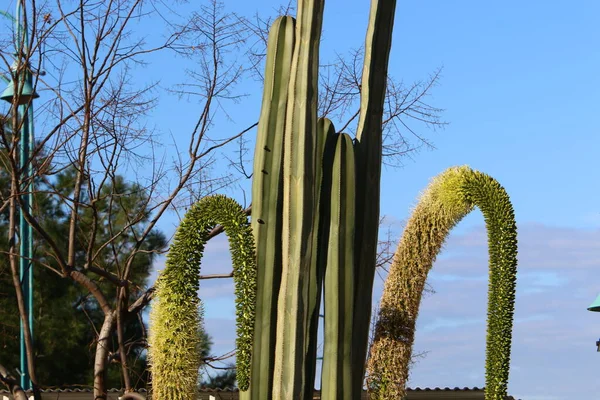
[
  {"left": 148, "top": 195, "right": 256, "bottom": 399},
  {"left": 366, "top": 166, "right": 518, "bottom": 400}
]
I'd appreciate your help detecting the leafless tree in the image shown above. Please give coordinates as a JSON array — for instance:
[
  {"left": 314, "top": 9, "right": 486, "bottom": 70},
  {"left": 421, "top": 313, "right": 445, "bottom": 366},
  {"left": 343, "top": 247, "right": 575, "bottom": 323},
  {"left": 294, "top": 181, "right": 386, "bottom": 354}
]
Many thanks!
[{"left": 0, "top": 0, "right": 256, "bottom": 398}]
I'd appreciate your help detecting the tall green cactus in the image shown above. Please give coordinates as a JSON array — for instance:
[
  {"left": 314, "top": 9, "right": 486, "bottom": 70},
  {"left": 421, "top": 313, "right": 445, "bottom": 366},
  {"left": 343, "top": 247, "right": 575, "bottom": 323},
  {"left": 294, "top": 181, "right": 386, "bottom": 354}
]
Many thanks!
[
  {"left": 246, "top": 0, "right": 415, "bottom": 398},
  {"left": 366, "top": 166, "right": 518, "bottom": 400},
  {"left": 148, "top": 195, "right": 256, "bottom": 399},
  {"left": 352, "top": 1, "right": 397, "bottom": 392},
  {"left": 242, "top": 15, "right": 295, "bottom": 400},
  {"left": 272, "top": 0, "right": 324, "bottom": 397},
  {"left": 321, "top": 132, "right": 356, "bottom": 400}
]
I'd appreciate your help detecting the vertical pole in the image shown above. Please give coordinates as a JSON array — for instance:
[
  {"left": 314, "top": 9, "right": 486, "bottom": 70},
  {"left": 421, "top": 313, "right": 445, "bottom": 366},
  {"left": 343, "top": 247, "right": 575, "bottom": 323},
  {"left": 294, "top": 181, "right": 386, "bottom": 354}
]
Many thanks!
[
  {"left": 18, "top": 87, "right": 33, "bottom": 390},
  {"left": 16, "top": 0, "right": 33, "bottom": 390},
  {"left": 27, "top": 71, "right": 34, "bottom": 369},
  {"left": 18, "top": 99, "right": 31, "bottom": 390}
]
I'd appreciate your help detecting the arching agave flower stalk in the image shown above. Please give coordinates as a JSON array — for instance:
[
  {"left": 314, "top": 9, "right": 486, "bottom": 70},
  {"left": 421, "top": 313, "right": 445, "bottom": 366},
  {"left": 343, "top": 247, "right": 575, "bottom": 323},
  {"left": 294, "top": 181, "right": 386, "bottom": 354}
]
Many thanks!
[
  {"left": 367, "top": 166, "right": 518, "bottom": 400},
  {"left": 148, "top": 195, "right": 257, "bottom": 400}
]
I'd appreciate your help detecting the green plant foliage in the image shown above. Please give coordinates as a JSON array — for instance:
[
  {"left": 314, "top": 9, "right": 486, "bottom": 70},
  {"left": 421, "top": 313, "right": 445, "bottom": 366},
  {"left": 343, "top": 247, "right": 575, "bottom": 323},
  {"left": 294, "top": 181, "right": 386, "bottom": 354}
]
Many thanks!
[
  {"left": 148, "top": 195, "right": 256, "bottom": 399},
  {"left": 150, "top": 2, "right": 516, "bottom": 400},
  {"left": 366, "top": 166, "right": 518, "bottom": 400}
]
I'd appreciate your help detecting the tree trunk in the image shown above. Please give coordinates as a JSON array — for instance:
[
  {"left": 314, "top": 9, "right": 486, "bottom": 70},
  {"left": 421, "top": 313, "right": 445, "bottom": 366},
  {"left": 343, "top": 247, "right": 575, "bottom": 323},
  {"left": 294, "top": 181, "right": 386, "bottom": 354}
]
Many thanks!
[
  {"left": 94, "top": 312, "right": 115, "bottom": 400},
  {"left": 117, "top": 290, "right": 133, "bottom": 392},
  {"left": 66, "top": 271, "right": 114, "bottom": 400}
]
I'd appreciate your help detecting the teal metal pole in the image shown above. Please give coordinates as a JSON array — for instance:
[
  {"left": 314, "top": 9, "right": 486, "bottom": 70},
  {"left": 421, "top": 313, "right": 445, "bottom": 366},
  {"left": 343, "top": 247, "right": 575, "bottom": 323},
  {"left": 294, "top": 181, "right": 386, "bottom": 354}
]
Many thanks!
[
  {"left": 16, "top": 0, "right": 33, "bottom": 390},
  {"left": 19, "top": 74, "right": 34, "bottom": 390},
  {"left": 1, "top": 2, "right": 35, "bottom": 388},
  {"left": 18, "top": 97, "right": 33, "bottom": 390}
]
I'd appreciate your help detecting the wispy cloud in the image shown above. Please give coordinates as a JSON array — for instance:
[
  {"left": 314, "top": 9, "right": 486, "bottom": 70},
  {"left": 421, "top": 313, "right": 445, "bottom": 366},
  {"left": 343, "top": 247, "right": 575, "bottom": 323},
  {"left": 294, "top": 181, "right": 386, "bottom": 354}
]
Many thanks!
[{"left": 420, "top": 317, "right": 484, "bottom": 333}]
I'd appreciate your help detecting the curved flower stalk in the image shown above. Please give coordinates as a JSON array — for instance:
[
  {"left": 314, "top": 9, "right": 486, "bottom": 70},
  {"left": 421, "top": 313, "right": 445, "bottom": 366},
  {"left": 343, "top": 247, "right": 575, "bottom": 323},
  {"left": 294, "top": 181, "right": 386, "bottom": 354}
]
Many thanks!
[
  {"left": 148, "top": 195, "right": 256, "bottom": 399},
  {"left": 367, "top": 166, "right": 518, "bottom": 400}
]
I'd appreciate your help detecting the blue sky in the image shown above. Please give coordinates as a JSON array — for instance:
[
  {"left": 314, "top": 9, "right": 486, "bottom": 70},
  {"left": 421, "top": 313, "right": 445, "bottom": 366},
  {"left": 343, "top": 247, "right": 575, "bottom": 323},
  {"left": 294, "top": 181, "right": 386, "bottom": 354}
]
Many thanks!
[{"left": 139, "top": 1, "right": 600, "bottom": 399}]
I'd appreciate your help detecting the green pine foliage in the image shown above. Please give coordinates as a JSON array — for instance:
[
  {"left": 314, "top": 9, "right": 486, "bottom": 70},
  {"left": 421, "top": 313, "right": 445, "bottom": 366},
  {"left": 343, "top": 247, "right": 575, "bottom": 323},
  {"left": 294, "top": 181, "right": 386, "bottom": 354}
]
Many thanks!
[
  {"left": 198, "top": 332, "right": 237, "bottom": 389},
  {"left": 148, "top": 195, "right": 256, "bottom": 400},
  {"left": 200, "top": 367, "right": 237, "bottom": 389}
]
